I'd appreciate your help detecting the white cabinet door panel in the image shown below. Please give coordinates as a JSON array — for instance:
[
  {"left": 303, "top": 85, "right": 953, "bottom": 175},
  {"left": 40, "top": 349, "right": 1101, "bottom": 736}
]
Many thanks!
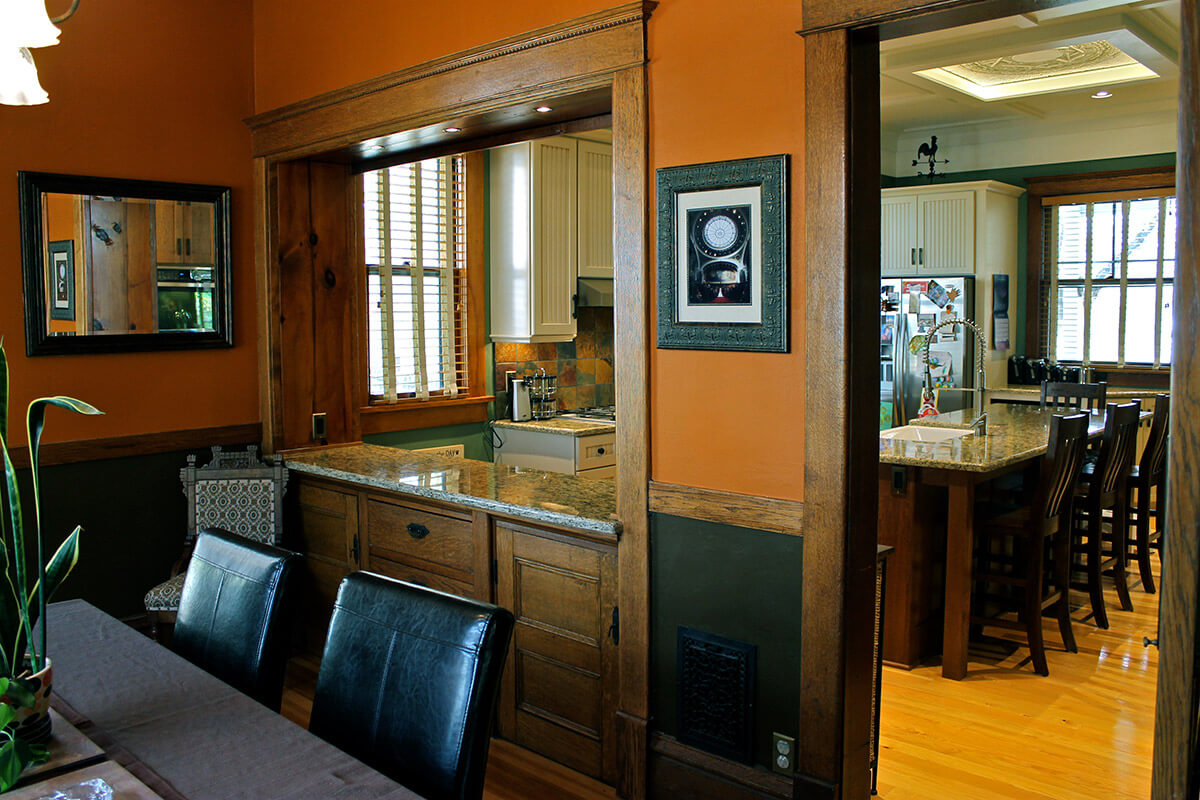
[
  {"left": 881, "top": 195, "right": 918, "bottom": 276},
  {"left": 917, "top": 190, "right": 975, "bottom": 274}
]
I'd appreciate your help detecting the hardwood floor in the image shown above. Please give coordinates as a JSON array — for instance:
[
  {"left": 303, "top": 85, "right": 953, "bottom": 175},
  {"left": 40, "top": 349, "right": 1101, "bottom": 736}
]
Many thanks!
[
  {"left": 280, "top": 661, "right": 615, "bottom": 800},
  {"left": 877, "top": 557, "right": 1160, "bottom": 800}
]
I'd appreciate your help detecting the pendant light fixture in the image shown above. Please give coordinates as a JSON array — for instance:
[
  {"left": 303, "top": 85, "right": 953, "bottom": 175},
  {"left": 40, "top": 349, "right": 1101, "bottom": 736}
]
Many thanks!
[{"left": 1, "top": 0, "right": 81, "bottom": 106}]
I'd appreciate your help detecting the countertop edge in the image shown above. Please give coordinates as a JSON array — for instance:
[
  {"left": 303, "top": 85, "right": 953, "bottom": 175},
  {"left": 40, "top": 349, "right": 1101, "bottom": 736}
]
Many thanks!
[
  {"left": 287, "top": 459, "right": 622, "bottom": 537},
  {"left": 490, "top": 419, "right": 615, "bottom": 437}
]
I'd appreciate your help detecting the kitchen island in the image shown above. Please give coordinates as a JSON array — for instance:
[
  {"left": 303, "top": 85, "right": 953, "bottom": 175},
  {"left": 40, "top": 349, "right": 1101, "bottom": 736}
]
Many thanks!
[
  {"left": 283, "top": 443, "right": 621, "bottom": 782},
  {"left": 878, "top": 405, "right": 1115, "bottom": 679}
]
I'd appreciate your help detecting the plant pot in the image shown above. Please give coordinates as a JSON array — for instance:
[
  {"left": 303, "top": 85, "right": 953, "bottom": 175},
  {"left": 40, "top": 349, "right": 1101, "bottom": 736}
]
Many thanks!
[{"left": 2, "top": 659, "right": 52, "bottom": 745}]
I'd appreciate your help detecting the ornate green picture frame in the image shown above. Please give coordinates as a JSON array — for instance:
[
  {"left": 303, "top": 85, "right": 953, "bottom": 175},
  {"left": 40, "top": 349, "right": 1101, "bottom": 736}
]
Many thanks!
[{"left": 656, "top": 154, "right": 788, "bottom": 352}]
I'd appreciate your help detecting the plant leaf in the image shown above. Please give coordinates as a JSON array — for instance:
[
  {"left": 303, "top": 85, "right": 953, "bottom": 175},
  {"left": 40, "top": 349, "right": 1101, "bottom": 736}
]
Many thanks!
[
  {"left": 26, "top": 526, "right": 82, "bottom": 634},
  {"left": 0, "top": 443, "right": 30, "bottom": 675},
  {"left": 0, "top": 705, "right": 14, "bottom": 732},
  {"left": 0, "top": 342, "right": 8, "bottom": 447},
  {"left": 14, "top": 738, "right": 47, "bottom": 766},
  {"left": 2, "top": 681, "right": 34, "bottom": 710},
  {"left": 0, "top": 740, "right": 21, "bottom": 792}
]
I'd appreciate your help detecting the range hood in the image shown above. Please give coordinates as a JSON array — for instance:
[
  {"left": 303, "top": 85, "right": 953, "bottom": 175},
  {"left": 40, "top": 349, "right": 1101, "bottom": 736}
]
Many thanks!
[{"left": 576, "top": 276, "right": 613, "bottom": 307}]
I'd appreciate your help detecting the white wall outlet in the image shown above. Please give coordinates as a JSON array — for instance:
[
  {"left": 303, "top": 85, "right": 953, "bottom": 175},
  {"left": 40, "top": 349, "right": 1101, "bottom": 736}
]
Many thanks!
[{"left": 772, "top": 732, "right": 795, "bottom": 776}]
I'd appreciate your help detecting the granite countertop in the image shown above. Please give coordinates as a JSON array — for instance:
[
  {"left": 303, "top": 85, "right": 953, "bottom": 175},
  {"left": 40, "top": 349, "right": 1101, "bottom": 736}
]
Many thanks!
[
  {"left": 491, "top": 417, "right": 615, "bottom": 436},
  {"left": 987, "top": 384, "right": 1167, "bottom": 400},
  {"left": 285, "top": 443, "right": 619, "bottom": 536},
  {"left": 880, "top": 404, "right": 1110, "bottom": 473}
]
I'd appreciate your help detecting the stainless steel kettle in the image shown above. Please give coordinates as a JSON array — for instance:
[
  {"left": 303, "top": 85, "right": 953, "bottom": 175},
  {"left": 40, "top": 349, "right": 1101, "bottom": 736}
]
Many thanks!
[{"left": 510, "top": 379, "right": 533, "bottom": 422}]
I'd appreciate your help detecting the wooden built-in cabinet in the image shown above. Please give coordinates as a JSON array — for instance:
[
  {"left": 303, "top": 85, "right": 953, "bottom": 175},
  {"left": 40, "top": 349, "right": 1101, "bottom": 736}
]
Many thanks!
[
  {"left": 154, "top": 200, "right": 214, "bottom": 265},
  {"left": 289, "top": 473, "right": 619, "bottom": 784},
  {"left": 494, "top": 521, "right": 617, "bottom": 782}
]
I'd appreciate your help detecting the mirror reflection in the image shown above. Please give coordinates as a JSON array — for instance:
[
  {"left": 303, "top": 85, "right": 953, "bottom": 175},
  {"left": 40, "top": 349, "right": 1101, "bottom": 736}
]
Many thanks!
[{"left": 20, "top": 172, "right": 232, "bottom": 355}]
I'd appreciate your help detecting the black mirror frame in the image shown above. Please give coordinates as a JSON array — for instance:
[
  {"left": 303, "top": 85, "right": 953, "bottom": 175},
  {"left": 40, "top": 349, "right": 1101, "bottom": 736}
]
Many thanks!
[{"left": 18, "top": 171, "right": 234, "bottom": 356}]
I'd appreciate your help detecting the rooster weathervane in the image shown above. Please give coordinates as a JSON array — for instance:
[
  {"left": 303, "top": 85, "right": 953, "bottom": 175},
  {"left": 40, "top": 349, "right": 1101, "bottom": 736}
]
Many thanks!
[{"left": 913, "top": 136, "right": 949, "bottom": 182}]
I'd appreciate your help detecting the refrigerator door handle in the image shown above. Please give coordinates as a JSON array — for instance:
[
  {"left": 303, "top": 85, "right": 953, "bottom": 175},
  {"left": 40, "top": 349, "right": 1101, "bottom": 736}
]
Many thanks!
[{"left": 895, "top": 313, "right": 908, "bottom": 425}]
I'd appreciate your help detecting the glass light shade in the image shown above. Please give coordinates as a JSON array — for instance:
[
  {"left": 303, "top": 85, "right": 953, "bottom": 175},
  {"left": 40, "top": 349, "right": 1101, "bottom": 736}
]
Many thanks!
[
  {"left": 0, "top": 48, "right": 50, "bottom": 106},
  {"left": 1, "top": 0, "right": 62, "bottom": 48}
]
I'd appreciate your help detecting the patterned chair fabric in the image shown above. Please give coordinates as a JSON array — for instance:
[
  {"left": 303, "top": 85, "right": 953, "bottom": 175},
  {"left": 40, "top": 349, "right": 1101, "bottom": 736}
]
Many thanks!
[{"left": 143, "top": 446, "right": 288, "bottom": 621}]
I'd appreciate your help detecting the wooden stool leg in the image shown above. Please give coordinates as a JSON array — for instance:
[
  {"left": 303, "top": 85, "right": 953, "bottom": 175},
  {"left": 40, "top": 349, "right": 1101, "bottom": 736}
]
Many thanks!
[
  {"left": 1135, "top": 484, "right": 1156, "bottom": 593},
  {"left": 1053, "top": 529, "right": 1077, "bottom": 653},
  {"left": 1111, "top": 492, "right": 1134, "bottom": 612},
  {"left": 1085, "top": 507, "right": 1109, "bottom": 629},
  {"left": 1026, "top": 538, "right": 1048, "bottom": 676}
]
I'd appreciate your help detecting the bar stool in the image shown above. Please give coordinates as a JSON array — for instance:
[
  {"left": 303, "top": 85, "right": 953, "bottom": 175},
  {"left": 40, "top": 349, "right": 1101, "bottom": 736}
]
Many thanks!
[
  {"left": 1070, "top": 401, "right": 1142, "bottom": 628},
  {"left": 1122, "top": 394, "right": 1169, "bottom": 593},
  {"left": 1040, "top": 380, "right": 1108, "bottom": 412},
  {"left": 971, "top": 412, "right": 1091, "bottom": 676}
]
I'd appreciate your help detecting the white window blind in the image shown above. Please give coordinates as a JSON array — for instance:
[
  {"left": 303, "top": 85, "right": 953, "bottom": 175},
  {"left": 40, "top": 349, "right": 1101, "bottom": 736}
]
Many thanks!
[
  {"left": 363, "top": 156, "right": 468, "bottom": 402},
  {"left": 1042, "top": 190, "right": 1176, "bottom": 368}
]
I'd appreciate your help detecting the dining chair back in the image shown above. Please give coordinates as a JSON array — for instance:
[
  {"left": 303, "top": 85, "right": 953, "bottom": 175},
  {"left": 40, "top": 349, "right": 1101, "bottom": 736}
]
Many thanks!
[
  {"left": 144, "top": 446, "right": 289, "bottom": 639},
  {"left": 309, "top": 573, "right": 514, "bottom": 800},
  {"left": 172, "top": 528, "right": 300, "bottom": 711},
  {"left": 971, "top": 412, "right": 1090, "bottom": 675},
  {"left": 1126, "top": 394, "right": 1170, "bottom": 592},
  {"left": 1040, "top": 380, "right": 1108, "bottom": 412},
  {"left": 1071, "top": 400, "right": 1142, "bottom": 628}
]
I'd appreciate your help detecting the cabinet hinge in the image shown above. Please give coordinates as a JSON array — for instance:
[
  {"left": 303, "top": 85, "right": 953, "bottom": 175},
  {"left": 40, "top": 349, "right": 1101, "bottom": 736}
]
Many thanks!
[
  {"left": 350, "top": 534, "right": 360, "bottom": 565},
  {"left": 608, "top": 606, "right": 619, "bottom": 645}
]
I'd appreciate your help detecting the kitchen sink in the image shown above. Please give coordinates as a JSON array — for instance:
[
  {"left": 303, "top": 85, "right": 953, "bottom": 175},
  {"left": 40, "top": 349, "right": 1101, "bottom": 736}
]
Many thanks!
[{"left": 879, "top": 425, "right": 974, "bottom": 443}]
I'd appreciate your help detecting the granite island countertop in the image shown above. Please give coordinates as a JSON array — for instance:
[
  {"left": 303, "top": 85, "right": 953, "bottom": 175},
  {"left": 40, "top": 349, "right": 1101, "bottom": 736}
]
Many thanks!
[
  {"left": 285, "top": 443, "right": 619, "bottom": 536},
  {"left": 491, "top": 417, "right": 615, "bottom": 436},
  {"left": 987, "top": 384, "right": 1167, "bottom": 401},
  {"left": 880, "top": 404, "right": 1112, "bottom": 473}
]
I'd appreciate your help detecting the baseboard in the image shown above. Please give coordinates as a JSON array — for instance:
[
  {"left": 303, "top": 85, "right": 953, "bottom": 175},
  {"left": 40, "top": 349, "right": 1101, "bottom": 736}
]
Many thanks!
[{"left": 649, "top": 733, "right": 792, "bottom": 800}]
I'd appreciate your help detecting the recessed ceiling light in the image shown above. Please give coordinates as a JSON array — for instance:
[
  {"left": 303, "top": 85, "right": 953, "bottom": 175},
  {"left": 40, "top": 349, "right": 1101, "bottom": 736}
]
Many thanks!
[
  {"left": 444, "top": 126, "right": 461, "bottom": 133},
  {"left": 535, "top": 105, "right": 553, "bottom": 113},
  {"left": 1091, "top": 89, "right": 1113, "bottom": 99}
]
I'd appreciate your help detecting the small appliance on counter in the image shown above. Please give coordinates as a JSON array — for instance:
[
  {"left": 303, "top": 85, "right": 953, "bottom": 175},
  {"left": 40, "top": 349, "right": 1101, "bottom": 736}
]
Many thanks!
[
  {"left": 510, "top": 379, "right": 533, "bottom": 421},
  {"left": 528, "top": 368, "right": 558, "bottom": 420},
  {"left": 1006, "top": 355, "right": 1083, "bottom": 386}
]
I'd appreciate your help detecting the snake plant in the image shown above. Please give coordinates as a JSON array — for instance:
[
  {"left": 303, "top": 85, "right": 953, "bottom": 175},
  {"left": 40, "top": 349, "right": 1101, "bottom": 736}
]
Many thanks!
[{"left": 0, "top": 341, "right": 101, "bottom": 679}]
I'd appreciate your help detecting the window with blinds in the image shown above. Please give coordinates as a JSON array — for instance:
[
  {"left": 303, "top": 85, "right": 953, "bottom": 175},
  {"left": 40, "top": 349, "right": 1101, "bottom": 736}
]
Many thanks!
[
  {"left": 363, "top": 156, "right": 468, "bottom": 402},
  {"left": 1040, "top": 189, "right": 1176, "bottom": 368}
]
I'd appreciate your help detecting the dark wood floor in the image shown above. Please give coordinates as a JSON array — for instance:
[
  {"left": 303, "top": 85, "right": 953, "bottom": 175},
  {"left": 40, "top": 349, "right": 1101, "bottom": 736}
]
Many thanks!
[{"left": 280, "top": 659, "right": 615, "bottom": 800}]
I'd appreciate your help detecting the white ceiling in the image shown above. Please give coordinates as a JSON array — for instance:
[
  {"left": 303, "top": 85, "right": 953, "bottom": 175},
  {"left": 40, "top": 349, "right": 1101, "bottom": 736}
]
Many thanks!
[{"left": 880, "top": 0, "right": 1180, "bottom": 175}]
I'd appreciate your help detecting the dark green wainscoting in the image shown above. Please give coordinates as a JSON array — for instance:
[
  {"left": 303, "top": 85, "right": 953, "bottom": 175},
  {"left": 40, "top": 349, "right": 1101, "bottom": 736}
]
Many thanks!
[
  {"left": 15, "top": 444, "right": 256, "bottom": 621},
  {"left": 364, "top": 421, "right": 494, "bottom": 461},
  {"left": 651, "top": 512, "right": 804, "bottom": 770}
]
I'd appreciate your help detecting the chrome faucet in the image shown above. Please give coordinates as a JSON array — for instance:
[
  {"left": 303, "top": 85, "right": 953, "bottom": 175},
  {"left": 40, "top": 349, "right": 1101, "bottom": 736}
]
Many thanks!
[{"left": 921, "top": 317, "right": 988, "bottom": 436}]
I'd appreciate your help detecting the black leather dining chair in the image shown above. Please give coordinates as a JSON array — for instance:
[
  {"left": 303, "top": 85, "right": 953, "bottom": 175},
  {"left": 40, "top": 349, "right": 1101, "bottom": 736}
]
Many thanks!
[
  {"left": 172, "top": 527, "right": 300, "bottom": 711},
  {"left": 309, "top": 572, "right": 514, "bottom": 800}
]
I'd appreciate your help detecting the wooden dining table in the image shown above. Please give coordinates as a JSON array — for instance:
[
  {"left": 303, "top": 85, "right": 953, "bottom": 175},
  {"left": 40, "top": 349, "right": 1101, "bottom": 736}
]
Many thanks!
[
  {"left": 32, "top": 599, "right": 424, "bottom": 800},
  {"left": 878, "top": 404, "right": 1143, "bottom": 680}
]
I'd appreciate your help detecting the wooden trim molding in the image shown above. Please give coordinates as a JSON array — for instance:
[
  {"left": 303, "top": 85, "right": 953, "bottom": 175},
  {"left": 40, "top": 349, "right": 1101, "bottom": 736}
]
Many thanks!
[
  {"left": 359, "top": 396, "right": 494, "bottom": 434},
  {"left": 246, "top": 2, "right": 656, "bottom": 161},
  {"left": 8, "top": 423, "right": 263, "bottom": 469},
  {"left": 648, "top": 482, "right": 804, "bottom": 536},
  {"left": 649, "top": 733, "right": 792, "bottom": 800}
]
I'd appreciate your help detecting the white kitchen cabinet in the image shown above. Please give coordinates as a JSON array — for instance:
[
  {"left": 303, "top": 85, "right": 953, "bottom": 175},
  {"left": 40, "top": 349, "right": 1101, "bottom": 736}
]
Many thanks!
[
  {"left": 490, "top": 136, "right": 614, "bottom": 342},
  {"left": 880, "top": 181, "right": 1021, "bottom": 276},
  {"left": 494, "top": 425, "right": 616, "bottom": 479},
  {"left": 576, "top": 139, "right": 613, "bottom": 280}
]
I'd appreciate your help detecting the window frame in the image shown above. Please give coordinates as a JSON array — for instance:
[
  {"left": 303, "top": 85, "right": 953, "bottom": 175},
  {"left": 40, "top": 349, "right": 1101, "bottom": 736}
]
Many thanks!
[
  {"left": 356, "top": 150, "right": 490, "bottom": 434},
  {"left": 1025, "top": 165, "right": 1176, "bottom": 382}
]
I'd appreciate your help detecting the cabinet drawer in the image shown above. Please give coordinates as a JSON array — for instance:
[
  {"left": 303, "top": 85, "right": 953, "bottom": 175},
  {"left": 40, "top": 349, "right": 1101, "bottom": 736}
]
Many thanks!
[
  {"left": 368, "top": 555, "right": 476, "bottom": 601},
  {"left": 575, "top": 433, "right": 615, "bottom": 471},
  {"left": 365, "top": 497, "right": 475, "bottom": 584}
]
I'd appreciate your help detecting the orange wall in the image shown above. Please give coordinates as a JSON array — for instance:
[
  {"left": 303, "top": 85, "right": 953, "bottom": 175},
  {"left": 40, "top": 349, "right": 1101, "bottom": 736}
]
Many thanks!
[
  {"left": 1, "top": 2, "right": 258, "bottom": 446},
  {"left": 253, "top": 0, "right": 807, "bottom": 501}
]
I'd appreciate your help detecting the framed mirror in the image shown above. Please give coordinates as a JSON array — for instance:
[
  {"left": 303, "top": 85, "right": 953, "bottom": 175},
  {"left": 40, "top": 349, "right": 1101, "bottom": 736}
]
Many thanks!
[{"left": 18, "top": 171, "right": 233, "bottom": 356}]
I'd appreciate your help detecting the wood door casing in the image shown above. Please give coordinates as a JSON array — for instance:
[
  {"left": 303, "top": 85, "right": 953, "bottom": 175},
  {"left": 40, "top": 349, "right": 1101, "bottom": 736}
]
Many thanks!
[{"left": 495, "top": 521, "right": 618, "bottom": 784}]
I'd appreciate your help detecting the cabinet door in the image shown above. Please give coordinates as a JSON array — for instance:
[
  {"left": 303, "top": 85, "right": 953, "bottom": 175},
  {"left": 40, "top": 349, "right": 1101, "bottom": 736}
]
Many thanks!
[
  {"left": 531, "top": 137, "right": 578, "bottom": 340},
  {"left": 916, "top": 190, "right": 975, "bottom": 274},
  {"left": 292, "top": 478, "right": 360, "bottom": 655},
  {"left": 881, "top": 194, "right": 917, "bottom": 276},
  {"left": 182, "top": 202, "right": 214, "bottom": 265},
  {"left": 495, "top": 522, "right": 617, "bottom": 782},
  {"left": 576, "top": 140, "right": 613, "bottom": 279}
]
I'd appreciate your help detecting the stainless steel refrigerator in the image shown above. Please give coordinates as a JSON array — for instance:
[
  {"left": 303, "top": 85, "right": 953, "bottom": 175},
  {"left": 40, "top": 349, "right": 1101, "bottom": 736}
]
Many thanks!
[{"left": 880, "top": 276, "right": 976, "bottom": 429}]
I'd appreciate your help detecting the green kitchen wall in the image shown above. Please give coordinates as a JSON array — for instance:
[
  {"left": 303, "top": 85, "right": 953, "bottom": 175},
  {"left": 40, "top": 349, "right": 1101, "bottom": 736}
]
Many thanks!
[
  {"left": 651, "top": 513, "right": 804, "bottom": 770},
  {"left": 883, "top": 151, "right": 1177, "bottom": 356}
]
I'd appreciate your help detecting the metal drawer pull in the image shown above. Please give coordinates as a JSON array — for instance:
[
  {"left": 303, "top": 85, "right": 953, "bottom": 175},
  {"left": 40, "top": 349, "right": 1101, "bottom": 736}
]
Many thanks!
[
  {"left": 596, "top": 447, "right": 605, "bottom": 455},
  {"left": 407, "top": 523, "right": 430, "bottom": 539}
]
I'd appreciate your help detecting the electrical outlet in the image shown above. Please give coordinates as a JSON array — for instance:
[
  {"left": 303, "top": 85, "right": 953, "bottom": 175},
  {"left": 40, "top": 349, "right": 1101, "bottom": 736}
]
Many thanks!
[
  {"left": 504, "top": 370, "right": 517, "bottom": 396},
  {"left": 414, "top": 444, "right": 466, "bottom": 458},
  {"left": 311, "top": 412, "right": 327, "bottom": 440},
  {"left": 772, "top": 732, "right": 795, "bottom": 776}
]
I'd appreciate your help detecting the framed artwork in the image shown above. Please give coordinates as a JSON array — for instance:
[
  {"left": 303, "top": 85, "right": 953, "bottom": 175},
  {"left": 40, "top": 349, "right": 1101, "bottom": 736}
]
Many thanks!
[
  {"left": 656, "top": 154, "right": 788, "bottom": 352},
  {"left": 47, "top": 240, "right": 74, "bottom": 321}
]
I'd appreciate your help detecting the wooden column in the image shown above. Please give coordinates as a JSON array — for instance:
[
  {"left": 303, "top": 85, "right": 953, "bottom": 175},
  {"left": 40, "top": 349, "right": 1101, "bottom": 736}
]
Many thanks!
[
  {"left": 1152, "top": 0, "right": 1200, "bottom": 795},
  {"left": 798, "top": 25, "right": 880, "bottom": 800},
  {"left": 613, "top": 62, "right": 651, "bottom": 800}
]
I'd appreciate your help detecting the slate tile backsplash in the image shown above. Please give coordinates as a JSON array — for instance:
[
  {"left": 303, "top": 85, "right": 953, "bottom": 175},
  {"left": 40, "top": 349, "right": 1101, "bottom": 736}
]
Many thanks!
[{"left": 493, "top": 306, "right": 614, "bottom": 412}]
